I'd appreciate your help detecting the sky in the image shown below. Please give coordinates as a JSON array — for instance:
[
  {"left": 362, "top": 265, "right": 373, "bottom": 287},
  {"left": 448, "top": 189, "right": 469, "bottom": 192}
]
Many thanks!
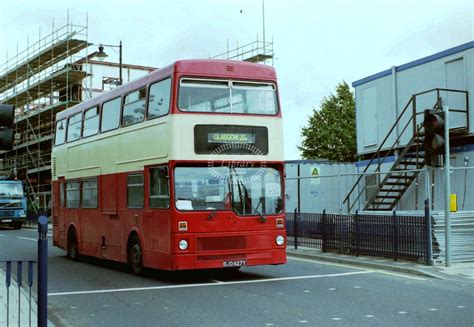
[{"left": 1, "top": 0, "right": 473, "bottom": 159}]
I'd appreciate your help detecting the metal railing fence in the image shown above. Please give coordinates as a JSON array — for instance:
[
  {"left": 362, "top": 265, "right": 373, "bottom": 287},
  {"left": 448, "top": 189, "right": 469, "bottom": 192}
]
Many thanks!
[
  {"left": 0, "top": 216, "right": 48, "bottom": 326},
  {"left": 286, "top": 208, "right": 432, "bottom": 264}
]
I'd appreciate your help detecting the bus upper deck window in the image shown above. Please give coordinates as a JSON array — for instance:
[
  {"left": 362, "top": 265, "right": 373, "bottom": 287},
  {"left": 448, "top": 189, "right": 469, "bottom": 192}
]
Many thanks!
[
  {"left": 101, "top": 97, "right": 121, "bottom": 132},
  {"left": 148, "top": 78, "right": 171, "bottom": 119},
  {"left": 123, "top": 88, "right": 146, "bottom": 126},
  {"left": 67, "top": 113, "right": 82, "bottom": 142},
  {"left": 55, "top": 120, "right": 66, "bottom": 146}
]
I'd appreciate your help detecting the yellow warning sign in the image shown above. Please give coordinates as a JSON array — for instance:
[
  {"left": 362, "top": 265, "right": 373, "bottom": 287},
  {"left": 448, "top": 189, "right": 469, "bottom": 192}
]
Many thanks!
[
  {"left": 310, "top": 167, "right": 320, "bottom": 185},
  {"left": 450, "top": 194, "right": 457, "bottom": 212}
]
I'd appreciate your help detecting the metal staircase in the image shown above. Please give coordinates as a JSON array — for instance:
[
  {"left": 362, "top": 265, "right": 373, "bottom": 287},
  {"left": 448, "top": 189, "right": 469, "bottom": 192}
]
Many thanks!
[
  {"left": 344, "top": 88, "right": 469, "bottom": 212},
  {"left": 364, "top": 124, "right": 425, "bottom": 210}
]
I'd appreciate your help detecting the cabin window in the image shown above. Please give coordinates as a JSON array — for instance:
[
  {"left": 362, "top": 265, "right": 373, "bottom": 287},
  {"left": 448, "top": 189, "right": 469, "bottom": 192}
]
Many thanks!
[
  {"left": 67, "top": 113, "right": 82, "bottom": 142},
  {"left": 55, "top": 120, "right": 66, "bottom": 145},
  {"left": 122, "top": 88, "right": 146, "bottom": 126},
  {"left": 148, "top": 78, "right": 171, "bottom": 118},
  {"left": 83, "top": 107, "right": 100, "bottom": 137},
  {"left": 82, "top": 179, "right": 98, "bottom": 208},
  {"left": 101, "top": 97, "right": 121, "bottom": 132},
  {"left": 127, "top": 174, "right": 144, "bottom": 208},
  {"left": 66, "top": 181, "right": 80, "bottom": 208},
  {"left": 149, "top": 167, "right": 169, "bottom": 208}
]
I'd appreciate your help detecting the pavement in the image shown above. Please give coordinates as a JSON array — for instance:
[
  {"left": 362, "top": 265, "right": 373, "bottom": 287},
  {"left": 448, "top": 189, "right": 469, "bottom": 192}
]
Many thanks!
[
  {"left": 1, "top": 223, "right": 53, "bottom": 326},
  {"left": 287, "top": 246, "right": 474, "bottom": 282},
  {"left": 0, "top": 264, "right": 38, "bottom": 326}
]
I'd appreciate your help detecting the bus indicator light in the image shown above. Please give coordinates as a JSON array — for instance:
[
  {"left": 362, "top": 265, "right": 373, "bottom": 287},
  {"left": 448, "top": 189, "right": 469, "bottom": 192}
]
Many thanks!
[
  {"left": 178, "top": 221, "right": 188, "bottom": 231},
  {"left": 276, "top": 218, "right": 284, "bottom": 229}
]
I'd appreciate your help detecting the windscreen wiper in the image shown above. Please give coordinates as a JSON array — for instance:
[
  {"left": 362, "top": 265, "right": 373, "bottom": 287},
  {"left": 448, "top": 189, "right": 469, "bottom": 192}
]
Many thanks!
[
  {"left": 207, "top": 208, "right": 217, "bottom": 221},
  {"left": 238, "top": 180, "right": 266, "bottom": 223}
]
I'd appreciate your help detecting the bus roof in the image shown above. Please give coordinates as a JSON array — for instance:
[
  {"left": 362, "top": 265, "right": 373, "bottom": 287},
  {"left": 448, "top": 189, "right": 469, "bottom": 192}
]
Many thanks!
[{"left": 56, "top": 59, "right": 277, "bottom": 121}]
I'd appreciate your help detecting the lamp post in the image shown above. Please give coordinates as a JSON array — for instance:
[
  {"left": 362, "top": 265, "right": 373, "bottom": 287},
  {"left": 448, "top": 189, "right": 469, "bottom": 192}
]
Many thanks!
[{"left": 93, "top": 41, "right": 123, "bottom": 86}]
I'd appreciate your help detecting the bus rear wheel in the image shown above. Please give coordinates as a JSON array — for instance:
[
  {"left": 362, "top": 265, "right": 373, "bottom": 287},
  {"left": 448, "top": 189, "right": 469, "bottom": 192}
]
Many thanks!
[
  {"left": 67, "top": 228, "right": 80, "bottom": 261},
  {"left": 128, "top": 234, "right": 144, "bottom": 276}
]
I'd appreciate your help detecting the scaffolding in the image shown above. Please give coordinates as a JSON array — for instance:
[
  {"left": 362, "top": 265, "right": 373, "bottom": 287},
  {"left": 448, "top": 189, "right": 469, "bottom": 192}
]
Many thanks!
[
  {"left": 0, "top": 19, "right": 90, "bottom": 214},
  {"left": 211, "top": 38, "right": 274, "bottom": 65}
]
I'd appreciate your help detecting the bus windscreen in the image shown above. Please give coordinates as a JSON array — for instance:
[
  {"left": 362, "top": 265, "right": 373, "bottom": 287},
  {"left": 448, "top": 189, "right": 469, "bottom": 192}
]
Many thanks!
[{"left": 178, "top": 79, "right": 278, "bottom": 115}]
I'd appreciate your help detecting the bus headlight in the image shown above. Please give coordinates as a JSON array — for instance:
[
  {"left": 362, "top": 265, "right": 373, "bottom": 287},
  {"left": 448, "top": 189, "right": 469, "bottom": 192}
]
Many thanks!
[
  {"left": 178, "top": 240, "right": 188, "bottom": 251},
  {"left": 276, "top": 235, "right": 285, "bottom": 246},
  {"left": 18, "top": 211, "right": 26, "bottom": 218}
]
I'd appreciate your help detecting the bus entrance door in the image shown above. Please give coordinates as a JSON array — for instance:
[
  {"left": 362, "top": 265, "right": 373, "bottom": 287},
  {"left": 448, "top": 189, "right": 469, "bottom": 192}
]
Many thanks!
[{"left": 100, "top": 174, "right": 121, "bottom": 260}]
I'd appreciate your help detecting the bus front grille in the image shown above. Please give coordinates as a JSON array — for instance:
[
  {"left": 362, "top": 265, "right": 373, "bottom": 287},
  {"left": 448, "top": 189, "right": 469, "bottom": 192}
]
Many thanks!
[{"left": 196, "top": 233, "right": 271, "bottom": 252}]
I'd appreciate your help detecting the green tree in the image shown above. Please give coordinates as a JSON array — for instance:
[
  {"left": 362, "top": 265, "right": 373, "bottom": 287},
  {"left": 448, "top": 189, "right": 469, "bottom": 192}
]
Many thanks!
[{"left": 299, "top": 81, "right": 357, "bottom": 162}]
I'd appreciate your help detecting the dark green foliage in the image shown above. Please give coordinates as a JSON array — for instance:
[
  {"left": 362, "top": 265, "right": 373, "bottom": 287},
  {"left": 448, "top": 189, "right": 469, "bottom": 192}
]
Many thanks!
[{"left": 299, "top": 81, "right": 357, "bottom": 162}]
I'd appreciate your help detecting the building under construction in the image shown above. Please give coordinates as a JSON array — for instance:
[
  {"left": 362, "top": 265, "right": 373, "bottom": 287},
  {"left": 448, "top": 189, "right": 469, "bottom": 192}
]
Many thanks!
[{"left": 0, "top": 20, "right": 155, "bottom": 214}]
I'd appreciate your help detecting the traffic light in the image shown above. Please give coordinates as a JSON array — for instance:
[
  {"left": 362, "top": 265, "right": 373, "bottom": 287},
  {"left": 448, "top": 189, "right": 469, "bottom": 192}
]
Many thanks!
[
  {"left": 0, "top": 104, "right": 15, "bottom": 150},
  {"left": 423, "top": 109, "right": 445, "bottom": 166}
]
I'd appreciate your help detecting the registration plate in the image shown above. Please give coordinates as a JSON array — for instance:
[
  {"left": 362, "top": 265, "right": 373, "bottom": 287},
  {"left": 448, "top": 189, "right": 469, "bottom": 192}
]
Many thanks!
[
  {"left": 223, "top": 260, "right": 246, "bottom": 268},
  {"left": 1, "top": 219, "right": 12, "bottom": 223}
]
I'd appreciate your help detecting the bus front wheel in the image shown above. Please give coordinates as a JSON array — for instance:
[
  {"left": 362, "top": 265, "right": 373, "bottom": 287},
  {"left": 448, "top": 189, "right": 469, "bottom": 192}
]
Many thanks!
[
  {"left": 67, "top": 228, "right": 80, "bottom": 261},
  {"left": 128, "top": 234, "right": 144, "bottom": 276},
  {"left": 10, "top": 221, "right": 22, "bottom": 230}
]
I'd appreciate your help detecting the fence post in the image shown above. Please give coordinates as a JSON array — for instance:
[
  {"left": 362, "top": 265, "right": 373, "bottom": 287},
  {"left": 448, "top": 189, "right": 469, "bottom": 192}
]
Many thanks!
[
  {"left": 392, "top": 210, "right": 398, "bottom": 262},
  {"left": 424, "top": 199, "right": 433, "bottom": 266},
  {"left": 322, "top": 209, "right": 327, "bottom": 253},
  {"left": 354, "top": 211, "right": 359, "bottom": 257},
  {"left": 38, "top": 215, "right": 48, "bottom": 327},
  {"left": 6, "top": 261, "right": 11, "bottom": 327},
  {"left": 293, "top": 208, "right": 298, "bottom": 250}
]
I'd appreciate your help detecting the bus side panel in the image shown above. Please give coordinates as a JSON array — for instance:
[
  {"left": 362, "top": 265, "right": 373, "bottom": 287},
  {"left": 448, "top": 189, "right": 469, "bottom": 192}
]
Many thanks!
[
  {"left": 141, "top": 209, "right": 172, "bottom": 270},
  {"left": 101, "top": 174, "right": 117, "bottom": 215},
  {"left": 52, "top": 181, "right": 60, "bottom": 247}
]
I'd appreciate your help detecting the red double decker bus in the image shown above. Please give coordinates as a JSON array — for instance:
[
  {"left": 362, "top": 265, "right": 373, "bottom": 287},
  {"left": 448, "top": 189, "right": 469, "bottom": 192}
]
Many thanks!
[{"left": 52, "top": 59, "right": 286, "bottom": 274}]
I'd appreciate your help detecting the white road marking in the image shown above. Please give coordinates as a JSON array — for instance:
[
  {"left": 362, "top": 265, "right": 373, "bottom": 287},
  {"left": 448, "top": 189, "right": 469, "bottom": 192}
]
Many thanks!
[
  {"left": 0, "top": 234, "right": 6, "bottom": 237},
  {"left": 288, "top": 257, "right": 368, "bottom": 271},
  {"left": 48, "top": 270, "right": 375, "bottom": 297},
  {"left": 331, "top": 318, "right": 342, "bottom": 321},
  {"left": 303, "top": 290, "right": 310, "bottom": 293},
  {"left": 365, "top": 315, "right": 375, "bottom": 318},
  {"left": 289, "top": 257, "right": 426, "bottom": 281},
  {"left": 70, "top": 306, "right": 77, "bottom": 309},
  {"left": 17, "top": 237, "right": 36, "bottom": 242},
  {"left": 398, "top": 311, "right": 407, "bottom": 314},
  {"left": 376, "top": 271, "right": 427, "bottom": 281},
  {"left": 265, "top": 324, "right": 274, "bottom": 326},
  {"left": 209, "top": 279, "right": 224, "bottom": 284},
  {"left": 298, "top": 320, "right": 308, "bottom": 323},
  {"left": 457, "top": 306, "right": 466, "bottom": 309},
  {"left": 354, "top": 286, "right": 361, "bottom": 289},
  {"left": 329, "top": 288, "right": 336, "bottom": 291},
  {"left": 428, "top": 308, "right": 438, "bottom": 311},
  {"left": 47, "top": 233, "right": 53, "bottom": 237}
]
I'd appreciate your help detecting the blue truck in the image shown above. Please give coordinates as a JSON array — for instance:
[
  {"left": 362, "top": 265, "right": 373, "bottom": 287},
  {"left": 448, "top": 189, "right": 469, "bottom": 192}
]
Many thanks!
[{"left": 0, "top": 180, "right": 27, "bottom": 229}]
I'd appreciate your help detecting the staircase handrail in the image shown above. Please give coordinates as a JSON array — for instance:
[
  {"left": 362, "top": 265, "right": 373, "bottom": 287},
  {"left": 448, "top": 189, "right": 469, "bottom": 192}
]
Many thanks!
[
  {"left": 343, "top": 95, "right": 414, "bottom": 208},
  {"left": 344, "top": 88, "right": 468, "bottom": 212},
  {"left": 349, "top": 113, "right": 418, "bottom": 211}
]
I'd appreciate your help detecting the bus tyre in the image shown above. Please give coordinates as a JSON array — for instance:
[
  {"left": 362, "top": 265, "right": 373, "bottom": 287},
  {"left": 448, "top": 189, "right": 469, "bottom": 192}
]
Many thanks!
[
  {"left": 128, "top": 234, "right": 144, "bottom": 276},
  {"left": 67, "top": 228, "right": 80, "bottom": 261},
  {"left": 11, "top": 221, "right": 22, "bottom": 230}
]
